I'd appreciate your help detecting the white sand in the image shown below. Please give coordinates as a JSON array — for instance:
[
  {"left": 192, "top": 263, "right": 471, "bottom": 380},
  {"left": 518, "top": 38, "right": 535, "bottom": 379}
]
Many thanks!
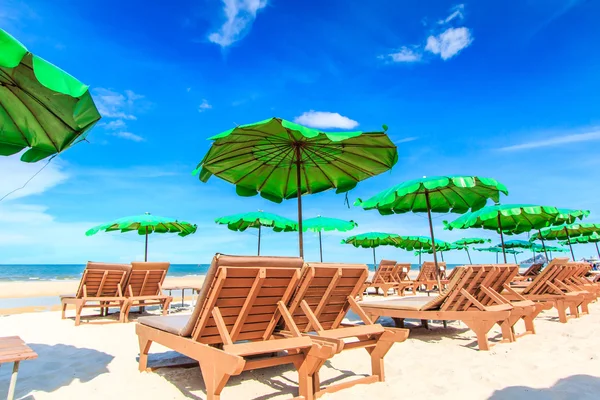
[{"left": 1, "top": 301, "right": 600, "bottom": 399}]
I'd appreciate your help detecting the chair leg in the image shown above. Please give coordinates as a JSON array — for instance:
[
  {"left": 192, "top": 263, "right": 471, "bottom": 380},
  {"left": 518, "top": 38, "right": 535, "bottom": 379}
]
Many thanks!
[
  {"left": 555, "top": 300, "right": 568, "bottom": 323},
  {"left": 392, "top": 317, "right": 405, "bottom": 328},
  {"left": 199, "top": 361, "right": 234, "bottom": 400},
  {"left": 462, "top": 319, "right": 497, "bottom": 351},
  {"left": 162, "top": 298, "right": 172, "bottom": 316},
  {"left": 138, "top": 335, "right": 153, "bottom": 372},
  {"left": 74, "top": 302, "right": 84, "bottom": 326},
  {"left": 500, "top": 319, "right": 515, "bottom": 343},
  {"left": 61, "top": 301, "right": 67, "bottom": 319}
]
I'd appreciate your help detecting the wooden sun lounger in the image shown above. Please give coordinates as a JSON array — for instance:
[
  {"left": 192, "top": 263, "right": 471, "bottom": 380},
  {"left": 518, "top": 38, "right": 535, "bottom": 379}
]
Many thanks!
[
  {"left": 359, "top": 266, "right": 513, "bottom": 351},
  {"left": 60, "top": 262, "right": 131, "bottom": 325},
  {"left": 552, "top": 263, "right": 595, "bottom": 314},
  {"left": 359, "top": 259, "right": 398, "bottom": 299},
  {"left": 281, "top": 263, "right": 408, "bottom": 398},
  {"left": 567, "top": 262, "right": 600, "bottom": 297},
  {"left": 412, "top": 261, "right": 447, "bottom": 292},
  {"left": 503, "top": 258, "right": 585, "bottom": 323},
  {"left": 135, "top": 254, "right": 334, "bottom": 400},
  {"left": 513, "top": 263, "right": 543, "bottom": 282},
  {"left": 122, "top": 262, "right": 173, "bottom": 322},
  {"left": 393, "top": 263, "right": 415, "bottom": 296}
]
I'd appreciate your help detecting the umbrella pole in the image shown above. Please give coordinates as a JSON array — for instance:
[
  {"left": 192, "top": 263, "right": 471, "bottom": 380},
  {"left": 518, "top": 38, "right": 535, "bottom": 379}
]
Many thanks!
[
  {"left": 538, "top": 229, "right": 549, "bottom": 262},
  {"left": 533, "top": 248, "right": 536, "bottom": 263},
  {"left": 513, "top": 253, "right": 517, "bottom": 264},
  {"left": 550, "top": 250, "right": 554, "bottom": 259},
  {"left": 418, "top": 251, "right": 421, "bottom": 265},
  {"left": 319, "top": 231, "right": 323, "bottom": 262},
  {"left": 497, "top": 215, "right": 507, "bottom": 263},
  {"left": 440, "top": 251, "right": 445, "bottom": 262},
  {"left": 564, "top": 227, "right": 575, "bottom": 260},
  {"left": 596, "top": 242, "right": 600, "bottom": 259},
  {"left": 257, "top": 225, "right": 261, "bottom": 256},
  {"left": 144, "top": 227, "right": 148, "bottom": 262},
  {"left": 496, "top": 252, "right": 498, "bottom": 263},
  {"left": 424, "top": 191, "right": 442, "bottom": 293},
  {"left": 372, "top": 247, "right": 377, "bottom": 267},
  {"left": 295, "top": 149, "right": 304, "bottom": 258},
  {"left": 465, "top": 248, "right": 472, "bottom": 264}
]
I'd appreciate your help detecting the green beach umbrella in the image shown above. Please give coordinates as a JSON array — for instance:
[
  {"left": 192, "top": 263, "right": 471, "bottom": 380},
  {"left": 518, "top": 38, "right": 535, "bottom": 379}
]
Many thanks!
[
  {"left": 452, "top": 238, "right": 491, "bottom": 264},
  {"left": 0, "top": 28, "right": 101, "bottom": 162},
  {"left": 194, "top": 118, "right": 397, "bottom": 258},
  {"left": 303, "top": 216, "right": 357, "bottom": 262},
  {"left": 444, "top": 205, "right": 587, "bottom": 263},
  {"left": 474, "top": 246, "right": 522, "bottom": 264},
  {"left": 215, "top": 210, "right": 297, "bottom": 256},
  {"left": 356, "top": 175, "right": 508, "bottom": 290},
  {"left": 85, "top": 213, "right": 197, "bottom": 261},
  {"left": 531, "top": 222, "right": 600, "bottom": 260},
  {"left": 393, "top": 235, "right": 452, "bottom": 264},
  {"left": 341, "top": 232, "right": 401, "bottom": 266},
  {"left": 560, "top": 233, "right": 600, "bottom": 258}
]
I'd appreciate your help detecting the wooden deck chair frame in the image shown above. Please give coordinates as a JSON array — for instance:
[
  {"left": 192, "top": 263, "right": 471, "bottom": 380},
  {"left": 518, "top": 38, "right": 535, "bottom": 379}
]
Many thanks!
[
  {"left": 568, "top": 262, "right": 600, "bottom": 297},
  {"left": 122, "top": 262, "right": 173, "bottom": 322},
  {"left": 553, "top": 263, "right": 595, "bottom": 315},
  {"left": 359, "top": 260, "right": 398, "bottom": 300},
  {"left": 412, "top": 261, "right": 447, "bottom": 292},
  {"left": 512, "top": 263, "right": 543, "bottom": 282},
  {"left": 360, "top": 266, "right": 513, "bottom": 351},
  {"left": 135, "top": 254, "right": 335, "bottom": 400},
  {"left": 393, "top": 263, "right": 415, "bottom": 296},
  {"left": 61, "top": 262, "right": 131, "bottom": 326},
  {"left": 280, "top": 263, "right": 408, "bottom": 398}
]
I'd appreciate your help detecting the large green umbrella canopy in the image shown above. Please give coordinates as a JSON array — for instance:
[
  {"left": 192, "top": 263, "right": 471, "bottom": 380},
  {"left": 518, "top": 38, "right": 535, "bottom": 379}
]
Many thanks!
[
  {"left": 560, "top": 233, "right": 600, "bottom": 258},
  {"left": 194, "top": 118, "right": 397, "bottom": 258},
  {"left": 215, "top": 210, "right": 297, "bottom": 256},
  {"left": 452, "top": 237, "right": 491, "bottom": 264},
  {"left": 0, "top": 28, "right": 101, "bottom": 162},
  {"left": 85, "top": 213, "right": 197, "bottom": 261},
  {"left": 341, "top": 232, "right": 401, "bottom": 266},
  {"left": 444, "top": 205, "right": 587, "bottom": 262},
  {"left": 303, "top": 216, "right": 357, "bottom": 262},
  {"left": 531, "top": 222, "right": 600, "bottom": 260},
  {"left": 474, "top": 246, "right": 522, "bottom": 263},
  {"left": 356, "top": 175, "right": 508, "bottom": 290}
]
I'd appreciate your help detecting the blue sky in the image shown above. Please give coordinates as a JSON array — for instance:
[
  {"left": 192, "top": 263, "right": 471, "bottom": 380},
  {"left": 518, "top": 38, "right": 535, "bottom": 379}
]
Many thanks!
[{"left": 1, "top": 0, "right": 599, "bottom": 264}]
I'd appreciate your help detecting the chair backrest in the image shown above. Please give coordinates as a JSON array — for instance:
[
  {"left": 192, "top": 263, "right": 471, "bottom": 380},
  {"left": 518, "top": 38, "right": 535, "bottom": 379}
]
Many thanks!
[
  {"left": 127, "top": 262, "right": 170, "bottom": 297},
  {"left": 521, "top": 263, "right": 543, "bottom": 277},
  {"left": 394, "top": 263, "right": 412, "bottom": 281},
  {"left": 415, "top": 261, "right": 447, "bottom": 282},
  {"left": 287, "top": 263, "right": 369, "bottom": 332},
  {"left": 76, "top": 262, "right": 131, "bottom": 298},
  {"left": 188, "top": 254, "right": 304, "bottom": 344},
  {"left": 471, "top": 264, "right": 519, "bottom": 306},
  {"left": 372, "top": 259, "right": 396, "bottom": 284},
  {"left": 521, "top": 258, "right": 570, "bottom": 295}
]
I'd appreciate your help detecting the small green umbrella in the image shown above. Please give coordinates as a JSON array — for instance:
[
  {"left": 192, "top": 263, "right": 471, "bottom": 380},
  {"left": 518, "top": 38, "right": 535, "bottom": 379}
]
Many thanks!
[
  {"left": 356, "top": 175, "right": 508, "bottom": 290},
  {"left": 215, "top": 210, "right": 297, "bottom": 256},
  {"left": 341, "top": 232, "right": 401, "bottom": 266},
  {"left": 474, "top": 246, "right": 522, "bottom": 263},
  {"left": 393, "top": 235, "right": 453, "bottom": 263},
  {"left": 452, "top": 238, "right": 491, "bottom": 264},
  {"left": 531, "top": 222, "right": 600, "bottom": 260},
  {"left": 194, "top": 118, "right": 397, "bottom": 258},
  {"left": 86, "top": 213, "right": 197, "bottom": 261},
  {"left": 444, "top": 205, "right": 587, "bottom": 263},
  {"left": 560, "top": 233, "right": 600, "bottom": 258},
  {"left": 303, "top": 216, "right": 357, "bottom": 262},
  {"left": 0, "top": 28, "right": 101, "bottom": 162}
]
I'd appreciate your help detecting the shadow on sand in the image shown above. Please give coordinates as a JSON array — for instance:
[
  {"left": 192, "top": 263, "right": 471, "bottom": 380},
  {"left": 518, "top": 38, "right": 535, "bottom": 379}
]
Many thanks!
[
  {"left": 488, "top": 375, "right": 600, "bottom": 400},
  {"left": 0, "top": 343, "right": 113, "bottom": 399}
]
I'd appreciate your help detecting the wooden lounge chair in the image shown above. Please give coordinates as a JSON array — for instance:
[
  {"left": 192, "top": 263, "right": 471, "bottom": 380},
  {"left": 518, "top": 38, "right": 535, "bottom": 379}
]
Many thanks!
[
  {"left": 60, "top": 262, "right": 131, "bottom": 325},
  {"left": 393, "top": 263, "right": 415, "bottom": 296},
  {"left": 567, "top": 262, "right": 600, "bottom": 297},
  {"left": 503, "top": 258, "right": 585, "bottom": 323},
  {"left": 281, "top": 262, "right": 408, "bottom": 397},
  {"left": 412, "top": 261, "right": 447, "bottom": 292},
  {"left": 513, "top": 263, "right": 543, "bottom": 282},
  {"left": 122, "top": 262, "right": 173, "bottom": 322},
  {"left": 552, "top": 263, "right": 595, "bottom": 314},
  {"left": 359, "top": 265, "right": 513, "bottom": 350},
  {"left": 359, "top": 259, "right": 398, "bottom": 299},
  {"left": 136, "top": 254, "right": 334, "bottom": 400}
]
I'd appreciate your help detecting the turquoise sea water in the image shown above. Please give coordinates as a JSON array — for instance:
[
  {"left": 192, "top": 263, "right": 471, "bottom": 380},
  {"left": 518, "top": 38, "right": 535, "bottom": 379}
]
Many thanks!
[{"left": 0, "top": 263, "right": 463, "bottom": 282}]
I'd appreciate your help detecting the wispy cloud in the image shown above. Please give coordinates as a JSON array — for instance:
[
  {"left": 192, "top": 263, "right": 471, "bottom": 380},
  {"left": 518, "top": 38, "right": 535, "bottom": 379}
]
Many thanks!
[
  {"left": 438, "top": 4, "right": 464, "bottom": 24},
  {"left": 0, "top": 157, "right": 68, "bottom": 201},
  {"left": 198, "top": 99, "right": 213, "bottom": 112},
  {"left": 92, "top": 88, "right": 148, "bottom": 143},
  {"left": 382, "top": 47, "right": 422, "bottom": 63},
  {"left": 294, "top": 111, "right": 359, "bottom": 130},
  {"left": 208, "top": 0, "right": 268, "bottom": 48},
  {"left": 425, "top": 27, "right": 473, "bottom": 60},
  {"left": 531, "top": 0, "right": 583, "bottom": 37},
  {"left": 103, "top": 119, "right": 126, "bottom": 130},
  {"left": 110, "top": 131, "right": 145, "bottom": 142},
  {"left": 499, "top": 129, "right": 600, "bottom": 151},
  {"left": 395, "top": 137, "right": 419, "bottom": 144}
]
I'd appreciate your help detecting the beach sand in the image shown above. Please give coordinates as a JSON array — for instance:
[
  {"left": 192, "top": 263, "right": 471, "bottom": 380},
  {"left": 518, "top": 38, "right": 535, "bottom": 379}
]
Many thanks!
[{"left": 1, "top": 299, "right": 599, "bottom": 399}]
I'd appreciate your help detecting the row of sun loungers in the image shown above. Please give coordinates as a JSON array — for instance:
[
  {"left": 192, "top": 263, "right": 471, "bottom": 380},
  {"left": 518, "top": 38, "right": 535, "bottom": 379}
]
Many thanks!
[{"left": 58, "top": 256, "right": 599, "bottom": 399}]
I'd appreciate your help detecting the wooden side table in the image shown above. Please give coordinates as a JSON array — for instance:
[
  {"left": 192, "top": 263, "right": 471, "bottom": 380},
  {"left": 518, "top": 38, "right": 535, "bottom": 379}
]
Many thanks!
[{"left": 0, "top": 336, "right": 37, "bottom": 400}]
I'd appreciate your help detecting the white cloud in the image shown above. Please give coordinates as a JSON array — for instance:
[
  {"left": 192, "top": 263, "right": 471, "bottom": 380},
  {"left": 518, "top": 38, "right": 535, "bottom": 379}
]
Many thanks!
[
  {"left": 438, "top": 4, "right": 464, "bottom": 24},
  {"left": 294, "top": 111, "right": 359, "bottom": 130},
  {"left": 198, "top": 99, "right": 213, "bottom": 112},
  {"left": 395, "top": 137, "right": 418, "bottom": 144},
  {"left": 0, "top": 156, "right": 68, "bottom": 201},
  {"left": 499, "top": 129, "right": 600, "bottom": 151},
  {"left": 186, "top": 87, "right": 192, "bottom": 92},
  {"left": 103, "top": 119, "right": 126, "bottom": 130},
  {"left": 92, "top": 88, "right": 139, "bottom": 120},
  {"left": 425, "top": 27, "right": 473, "bottom": 60},
  {"left": 208, "top": 0, "right": 268, "bottom": 48},
  {"left": 110, "top": 132, "right": 145, "bottom": 142},
  {"left": 386, "top": 47, "right": 422, "bottom": 63}
]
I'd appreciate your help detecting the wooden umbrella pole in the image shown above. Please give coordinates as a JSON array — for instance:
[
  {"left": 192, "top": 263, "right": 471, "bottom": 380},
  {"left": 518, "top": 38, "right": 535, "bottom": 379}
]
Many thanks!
[
  {"left": 565, "top": 227, "right": 575, "bottom": 260},
  {"left": 257, "top": 225, "right": 261, "bottom": 256},
  {"left": 497, "top": 215, "right": 507, "bottom": 263},
  {"left": 144, "top": 227, "right": 149, "bottom": 262},
  {"left": 465, "top": 248, "right": 472, "bottom": 264},
  {"left": 318, "top": 231, "right": 323, "bottom": 262},
  {"left": 538, "top": 229, "right": 549, "bottom": 262},
  {"left": 295, "top": 147, "right": 304, "bottom": 258},
  {"left": 424, "top": 191, "right": 442, "bottom": 293}
]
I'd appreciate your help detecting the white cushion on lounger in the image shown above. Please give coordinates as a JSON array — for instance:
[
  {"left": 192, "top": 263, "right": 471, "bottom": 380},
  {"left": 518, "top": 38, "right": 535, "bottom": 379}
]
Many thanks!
[{"left": 138, "top": 315, "right": 192, "bottom": 336}]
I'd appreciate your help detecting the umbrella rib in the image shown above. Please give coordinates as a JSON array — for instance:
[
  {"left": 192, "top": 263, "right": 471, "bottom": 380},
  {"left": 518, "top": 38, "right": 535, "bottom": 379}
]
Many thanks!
[
  {"left": 307, "top": 146, "right": 365, "bottom": 179},
  {"left": 257, "top": 146, "right": 296, "bottom": 192},
  {"left": 300, "top": 147, "right": 336, "bottom": 189},
  {"left": 0, "top": 89, "right": 32, "bottom": 148},
  {"left": 204, "top": 143, "right": 285, "bottom": 165},
  {"left": 329, "top": 147, "right": 396, "bottom": 170},
  {"left": 229, "top": 145, "right": 292, "bottom": 186}
]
